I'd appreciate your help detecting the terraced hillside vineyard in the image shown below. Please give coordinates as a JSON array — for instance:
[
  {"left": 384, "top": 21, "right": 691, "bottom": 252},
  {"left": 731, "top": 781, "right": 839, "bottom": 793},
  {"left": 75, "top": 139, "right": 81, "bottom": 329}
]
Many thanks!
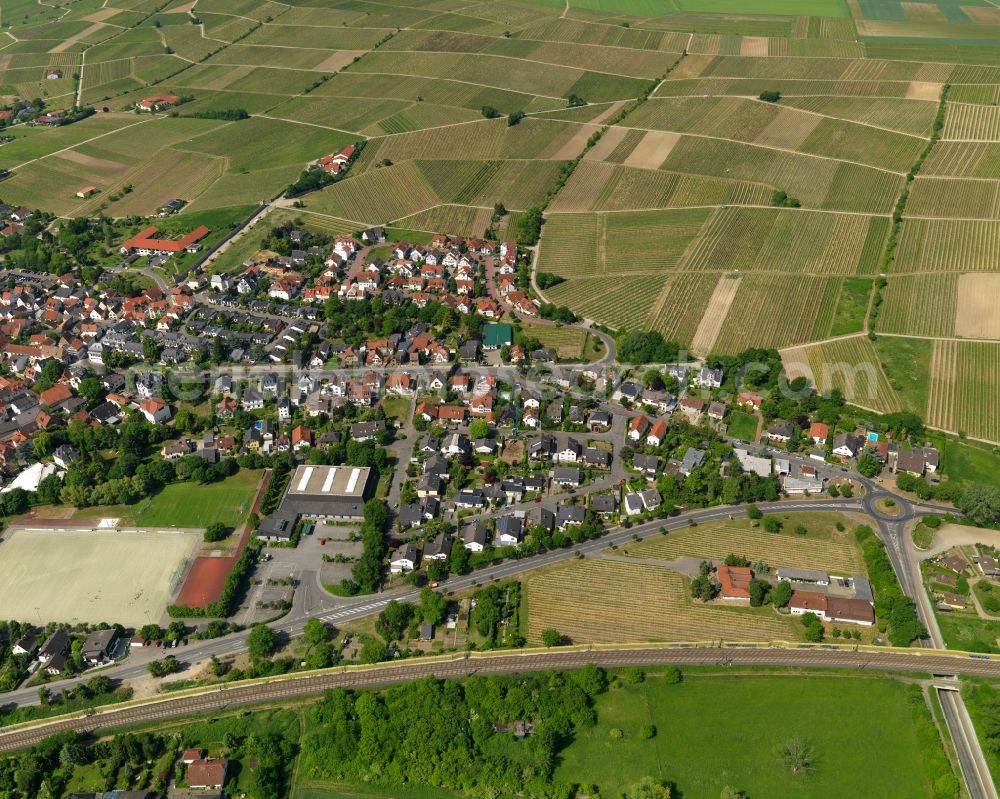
[{"left": 2, "top": 0, "right": 1000, "bottom": 440}]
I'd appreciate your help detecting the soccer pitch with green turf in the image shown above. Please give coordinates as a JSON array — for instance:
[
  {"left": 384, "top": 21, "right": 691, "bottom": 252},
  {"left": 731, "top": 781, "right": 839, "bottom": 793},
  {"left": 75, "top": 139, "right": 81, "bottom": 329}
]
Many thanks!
[
  {"left": 73, "top": 470, "right": 262, "bottom": 530},
  {"left": 0, "top": 528, "right": 200, "bottom": 626}
]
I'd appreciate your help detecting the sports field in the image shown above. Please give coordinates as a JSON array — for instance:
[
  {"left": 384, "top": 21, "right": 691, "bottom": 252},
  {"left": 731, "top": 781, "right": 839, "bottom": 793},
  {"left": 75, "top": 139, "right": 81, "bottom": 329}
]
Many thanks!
[
  {"left": 72, "top": 469, "right": 262, "bottom": 530},
  {"left": 0, "top": 528, "right": 200, "bottom": 626},
  {"left": 557, "top": 674, "right": 951, "bottom": 799}
]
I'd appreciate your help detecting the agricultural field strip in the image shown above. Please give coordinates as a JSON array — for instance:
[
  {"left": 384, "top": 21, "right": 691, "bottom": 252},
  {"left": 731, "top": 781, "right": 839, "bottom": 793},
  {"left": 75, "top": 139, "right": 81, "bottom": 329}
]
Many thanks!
[
  {"left": 608, "top": 124, "right": 910, "bottom": 175},
  {"left": 649, "top": 94, "right": 932, "bottom": 140},
  {"left": 546, "top": 204, "right": 888, "bottom": 218},
  {"left": 248, "top": 113, "right": 358, "bottom": 137},
  {"left": 360, "top": 48, "right": 671, "bottom": 81},
  {"left": 329, "top": 70, "right": 625, "bottom": 102},
  {"left": 2, "top": 117, "right": 157, "bottom": 173}
]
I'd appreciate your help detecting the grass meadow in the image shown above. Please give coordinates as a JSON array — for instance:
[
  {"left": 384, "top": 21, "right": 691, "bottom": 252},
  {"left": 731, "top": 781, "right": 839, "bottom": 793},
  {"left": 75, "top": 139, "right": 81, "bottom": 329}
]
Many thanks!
[{"left": 556, "top": 672, "right": 946, "bottom": 799}]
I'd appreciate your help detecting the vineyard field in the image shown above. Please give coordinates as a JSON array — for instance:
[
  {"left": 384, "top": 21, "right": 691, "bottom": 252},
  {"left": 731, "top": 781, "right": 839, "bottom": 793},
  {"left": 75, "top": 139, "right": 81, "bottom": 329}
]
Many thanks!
[
  {"left": 679, "top": 207, "right": 885, "bottom": 275},
  {"left": 894, "top": 219, "right": 1000, "bottom": 273},
  {"left": 905, "top": 177, "right": 1000, "bottom": 219},
  {"left": 801, "top": 337, "right": 901, "bottom": 413},
  {"left": 878, "top": 274, "right": 958, "bottom": 337},
  {"left": 305, "top": 161, "right": 439, "bottom": 224},
  {"left": 928, "top": 340, "right": 1000, "bottom": 442}
]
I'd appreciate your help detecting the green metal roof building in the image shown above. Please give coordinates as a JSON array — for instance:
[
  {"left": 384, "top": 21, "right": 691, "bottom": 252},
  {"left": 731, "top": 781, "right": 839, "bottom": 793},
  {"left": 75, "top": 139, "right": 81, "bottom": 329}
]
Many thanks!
[{"left": 483, "top": 323, "right": 513, "bottom": 350}]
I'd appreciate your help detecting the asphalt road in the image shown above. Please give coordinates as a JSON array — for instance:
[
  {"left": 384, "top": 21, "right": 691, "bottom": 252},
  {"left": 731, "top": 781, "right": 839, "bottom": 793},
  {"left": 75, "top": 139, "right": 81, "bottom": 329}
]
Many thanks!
[
  {"left": 3, "top": 645, "right": 1000, "bottom": 753},
  {"left": 939, "top": 687, "right": 998, "bottom": 799}
]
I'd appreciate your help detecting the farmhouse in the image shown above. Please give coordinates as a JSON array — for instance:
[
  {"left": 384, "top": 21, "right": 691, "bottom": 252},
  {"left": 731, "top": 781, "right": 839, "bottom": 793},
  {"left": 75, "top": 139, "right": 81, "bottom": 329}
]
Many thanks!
[
  {"left": 120, "top": 226, "right": 209, "bottom": 257},
  {"left": 76, "top": 185, "right": 98, "bottom": 199},
  {"left": 789, "top": 591, "right": 875, "bottom": 626},
  {"left": 717, "top": 565, "right": 752, "bottom": 602},
  {"left": 137, "top": 93, "right": 182, "bottom": 112}
]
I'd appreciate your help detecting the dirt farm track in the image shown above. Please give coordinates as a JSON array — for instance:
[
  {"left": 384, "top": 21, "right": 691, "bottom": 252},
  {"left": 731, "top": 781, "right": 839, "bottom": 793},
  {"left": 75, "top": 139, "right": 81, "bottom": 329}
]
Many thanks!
[{"left": 2, "top": 645, "right": 999, "bottom": 753}]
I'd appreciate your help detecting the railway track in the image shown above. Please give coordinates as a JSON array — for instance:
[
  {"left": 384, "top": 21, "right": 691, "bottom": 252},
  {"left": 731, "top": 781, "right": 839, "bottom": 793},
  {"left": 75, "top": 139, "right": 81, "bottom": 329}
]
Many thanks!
[{"left": 2, "top": 646, "right": 999, "bottom": 753}]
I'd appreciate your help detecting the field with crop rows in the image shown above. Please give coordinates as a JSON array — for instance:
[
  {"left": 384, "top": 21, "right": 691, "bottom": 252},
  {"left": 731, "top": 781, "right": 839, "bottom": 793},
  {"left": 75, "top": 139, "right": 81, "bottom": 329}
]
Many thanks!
[
  {"left": 304, "top": 161, "right": 438, "bottom": 225},
  {"left": 415, "top": 159, "right": 565, "bottom": 210},
  {"left": 625, "top": 515, "right": 866, "bottom": 574},
  {"left": 922, "top": 142, "right": 1000, "bottom": 179},
  {"left": 943, "top": 102, "right": 1000, "bottom": 141},
  {"left": 516, "top": 322, "right": 588, "bottom": 358},
  {"left": 905, "top": 177, "right": 1000, "bottom": 219},
  {"left": 709, "top": 274, "right": 841, "bottom": 353},
  {"left": 658, "top": 136, "right": 903, "bottom": 213},
  {"left": 778, "top": 96, "right": 938, "bottom": 136},
  {"left": 549, "top": 161, "right": 772, "bottom": 212},
  {"left": 680, "top": 207, "right": 885, "bottom": 275},
  {"left": 524, "top": 560, "right": 796, "bottom": 645},
  {"left": 545, "top": 275, "right": 666, "bottom": 331},
  {"left": 357, "top": 119, "right": 588, "bottom": 169},
  {"left": 391, "top": 205, "right": 495, "bottom": 237},
  {"left": 622, "top": 96, "right": 925, "bottom": 172},
  {"left": 879, "top": 274, "right": 958, "bottom": 337},
  {"left": 801, "top": 337, "right": 901, "bottom": 413},
  {"left": 644, "top": 270, "right": 723, "bottom": 344},
  {"left": 536, "top": 213, "right": 600, "bottom": 276},
  {"left": 605, "top": 208, "right": 712, "bottom": 271},
  {"left": 928, "top": 340, "right": 1000, "bottom": 442},
  {"left": 100, "top": 149, "right": 226, "bottom": 217},
  {"left": 894, "top": 218, "right": 1000, "bottom": 272}
]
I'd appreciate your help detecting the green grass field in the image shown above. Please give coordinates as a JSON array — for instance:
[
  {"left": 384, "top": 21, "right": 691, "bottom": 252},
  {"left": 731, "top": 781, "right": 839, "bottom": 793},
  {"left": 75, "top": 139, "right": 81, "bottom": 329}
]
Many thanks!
[
  {"left": 556, "top": 672, "right": 947, "bottom": 799},
  {"left": 73, "top": 469, "right": 262, "bottom": 529},
  {"left": 934, "top": 607, "right": 1000, "bottom": 654},
  {"left": 727, "top": 409, "right": 759, "bottom": 441},
  {"left": 927, "top": 432, "right": 1000, "bottom": 488},
  {"left": 830, "top": 277, "right": 874, "bottom": 336},
  {"left": 874, "top": 336, "right": 933, "bottom": 417}
]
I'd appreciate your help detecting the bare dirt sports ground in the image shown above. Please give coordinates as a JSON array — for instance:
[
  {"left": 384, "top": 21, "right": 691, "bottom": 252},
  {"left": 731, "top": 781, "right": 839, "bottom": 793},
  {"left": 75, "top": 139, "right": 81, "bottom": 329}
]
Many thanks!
[{"left": 0, "top": 527, "right": 200, "bottom": 626}]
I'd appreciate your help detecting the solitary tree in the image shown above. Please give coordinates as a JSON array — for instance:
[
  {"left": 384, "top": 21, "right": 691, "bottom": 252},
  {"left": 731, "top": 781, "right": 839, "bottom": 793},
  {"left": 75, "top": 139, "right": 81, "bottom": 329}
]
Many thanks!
[
  {"left": 541, "top": 628, "right": 563, "bottom": 647},
  {"left": 781, "top": 738, "right": 817, "bottom": 774},
  {"left": 748, "top": 578, "right": 770, "bottom": 607}
]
